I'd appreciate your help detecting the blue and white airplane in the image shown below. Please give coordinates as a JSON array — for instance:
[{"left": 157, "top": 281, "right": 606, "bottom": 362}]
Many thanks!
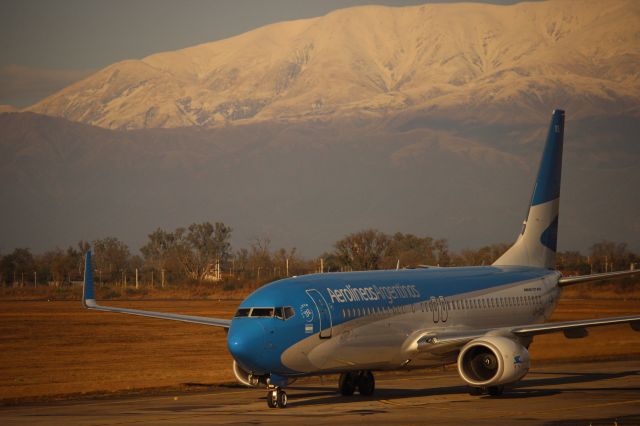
[{"left": 82, "top": 110, "right": 639, "bottom": 408}]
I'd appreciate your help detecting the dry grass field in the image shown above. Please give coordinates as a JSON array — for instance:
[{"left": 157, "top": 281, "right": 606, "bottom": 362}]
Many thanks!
[{"left": 1, "top": 292, "right": 639, "bottom": 404}]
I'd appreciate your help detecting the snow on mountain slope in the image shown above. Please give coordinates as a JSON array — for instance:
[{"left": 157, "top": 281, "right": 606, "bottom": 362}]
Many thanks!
[{"left": 27, "top": 0, "right": 640, "bottom": 129}]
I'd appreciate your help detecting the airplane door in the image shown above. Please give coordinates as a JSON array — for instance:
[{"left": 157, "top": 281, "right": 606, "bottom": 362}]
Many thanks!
[
  {"left": 439, "top": 296, "right": 448, "bottom": 322},
  {"left": 430, "top": 296, "right": 438, "bottom": 323},
  {"left": 306, "top": 289, "right": 332, "bottom": 338}
]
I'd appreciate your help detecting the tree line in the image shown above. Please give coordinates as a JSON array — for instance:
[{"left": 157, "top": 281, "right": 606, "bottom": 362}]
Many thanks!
[{"left": 0, "top": 222, "right": 637, "bottom": 288}]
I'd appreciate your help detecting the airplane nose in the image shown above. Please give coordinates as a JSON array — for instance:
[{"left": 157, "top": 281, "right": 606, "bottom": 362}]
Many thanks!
[{"left": 227, "top": 320, "right": 267, "bottom": 373}]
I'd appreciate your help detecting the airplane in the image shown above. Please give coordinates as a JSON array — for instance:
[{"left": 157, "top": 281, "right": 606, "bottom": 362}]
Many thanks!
[{"left": 82, "top": 109, "right": 640, "bottom": 408}]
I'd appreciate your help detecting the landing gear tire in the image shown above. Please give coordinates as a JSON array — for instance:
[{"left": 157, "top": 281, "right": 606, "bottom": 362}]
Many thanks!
[
  {"left": 339, "top": 372, "right": 356, "bottom": 396},
  {"left": 266, "top": 389, "right": 288, "bottom": 408},
  {"left": 468, "top": 386, "right": 483, "bottom": 396},
  {"left": 267, "top": 389, "right": 277, "bottom": 408},
  {"left": 357, "top": 371, "right": 375, "bottom": 396},
  {"left": 276, "top": 390, "right": 288, "bottom": 408},
  {"left": 487, "top": 385, "right": 504, "bottom": 396}
]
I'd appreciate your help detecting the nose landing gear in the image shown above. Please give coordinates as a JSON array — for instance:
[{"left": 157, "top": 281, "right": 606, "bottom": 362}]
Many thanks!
[{"left": 266, "top": 387, "right": 287, "bottom": 408}]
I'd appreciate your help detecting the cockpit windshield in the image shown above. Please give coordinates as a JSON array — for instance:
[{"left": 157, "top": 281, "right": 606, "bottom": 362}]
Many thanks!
[
  {"left": 251, "top": 308, "right": 274, "bottom": 317},
  {"left": 234, "top": 306, "right": 296, "bottom": 320}
]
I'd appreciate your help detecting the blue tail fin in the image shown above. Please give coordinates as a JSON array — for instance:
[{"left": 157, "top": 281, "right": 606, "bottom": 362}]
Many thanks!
[{"left": 493, "top": 110, "right": 565, "bottom": 269}]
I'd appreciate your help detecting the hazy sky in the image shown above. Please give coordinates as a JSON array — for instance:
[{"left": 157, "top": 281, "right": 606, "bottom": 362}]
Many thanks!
[{"left": 1, "top": 0, "right": 525, "bottom": 107}]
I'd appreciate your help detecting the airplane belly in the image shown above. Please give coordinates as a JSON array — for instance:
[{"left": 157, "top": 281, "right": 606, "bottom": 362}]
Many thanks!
[{"left": 281, "top": 320, "right": 406, "bottom": 373}]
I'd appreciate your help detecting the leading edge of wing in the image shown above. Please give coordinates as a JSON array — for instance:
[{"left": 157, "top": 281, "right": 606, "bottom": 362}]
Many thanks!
[
  {"left": 511, "top": 315, "right": 640, "bottom": 337},
  {"left": 82, "top": 251, "right": 231, "bottom": 328}
]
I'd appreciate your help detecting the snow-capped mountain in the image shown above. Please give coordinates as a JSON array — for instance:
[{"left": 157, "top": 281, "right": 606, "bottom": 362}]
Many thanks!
[{"left": 27, "top": 0, "right": 640, "bottom": 129}]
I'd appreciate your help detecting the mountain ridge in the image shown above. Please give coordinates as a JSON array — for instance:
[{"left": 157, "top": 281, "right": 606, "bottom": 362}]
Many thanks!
[{"left": 26, "top": 0, "right": 640, "bottom": 130}]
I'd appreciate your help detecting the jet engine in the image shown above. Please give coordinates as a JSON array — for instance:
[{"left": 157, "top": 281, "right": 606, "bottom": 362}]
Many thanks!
[{"left": 457, "top": 336, "right": 530, "bottom": 387}]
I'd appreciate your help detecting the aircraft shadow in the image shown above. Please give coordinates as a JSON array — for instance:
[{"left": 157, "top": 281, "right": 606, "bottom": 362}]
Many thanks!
[{"left": 285, "top": 368, "right": 640, "bottom": 408}]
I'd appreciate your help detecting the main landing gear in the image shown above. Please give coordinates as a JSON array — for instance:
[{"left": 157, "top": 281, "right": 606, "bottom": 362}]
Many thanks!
[
  {"left": 468, "top": 385, "right": 504, "bottom": 396},
  {"left": 339, "top": 370, "right": 375, "bottom": 396},
  {"left": 266, "top": 387, "right": 287, "bottom": 408}
]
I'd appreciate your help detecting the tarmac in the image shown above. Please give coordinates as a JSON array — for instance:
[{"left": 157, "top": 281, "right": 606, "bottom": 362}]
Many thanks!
[{"left": 2, "top": 359, "right": 639, "bottom": 425}]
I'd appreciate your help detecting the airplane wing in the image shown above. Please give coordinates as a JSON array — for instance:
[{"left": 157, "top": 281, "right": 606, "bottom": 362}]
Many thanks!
[
  {"left": 412, "top": 315, "right": 640, "bottom": 354},
  {"left": 511, "top": 315, "right": 640, "bottom": 337},
  {"left": 82, "top": 252, "right": 231, "bottom": 329},
  {"left": 559, "top": 268, "right": 639, "bottom": 286}
]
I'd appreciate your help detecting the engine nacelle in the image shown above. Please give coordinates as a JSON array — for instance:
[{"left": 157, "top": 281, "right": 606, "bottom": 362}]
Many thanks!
[{"left": 457, "top": 336, "right": 530, "bottom": 387}]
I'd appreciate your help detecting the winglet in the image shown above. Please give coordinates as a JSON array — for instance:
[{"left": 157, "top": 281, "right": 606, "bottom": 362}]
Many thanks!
[{"left": 83, "top": 251, "right": 97, "bottom": 308}]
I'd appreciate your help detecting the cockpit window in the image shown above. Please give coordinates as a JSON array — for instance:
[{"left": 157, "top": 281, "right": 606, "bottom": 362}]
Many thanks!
[
  {"left": 250, "top": 308, "right": 274, "bottom": 317},
  {"left": 284, "top": 307, "right": 295, "bottom": 319},
  {"left": 275, "top": 306, "right": 296, "bottom": 320},
  {"left": 234, "top": 306, "right": 296, "bottom": 319}
]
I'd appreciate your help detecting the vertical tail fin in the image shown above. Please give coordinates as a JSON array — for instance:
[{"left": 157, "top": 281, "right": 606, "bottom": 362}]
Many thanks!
[{"left": 493, "top": 109, "right": 565, "bottom": 269}]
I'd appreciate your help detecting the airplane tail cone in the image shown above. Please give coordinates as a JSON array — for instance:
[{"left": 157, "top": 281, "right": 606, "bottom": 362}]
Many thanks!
[{"left": 493, "top": 109, "right": 565, "bottom": 269}]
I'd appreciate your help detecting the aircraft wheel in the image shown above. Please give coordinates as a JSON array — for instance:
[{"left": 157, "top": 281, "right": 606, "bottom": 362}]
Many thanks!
[
  {"left": 267, "top": 389, "right": 278, "bottom": 408},
  {"left": 339, "top": 372, "right": 356, "bottom": 396},
  {"left": 357, "top": 371, "right": 375, "bottom": 396},
  {"left": 468, "top": 386, "right": 483, "bottom": 396},
  {"left": 488, "top": 385, "right": 504, "bottom": 396},
  {"left": 276, "top": 389, "right": 288, "bottom": 408}
]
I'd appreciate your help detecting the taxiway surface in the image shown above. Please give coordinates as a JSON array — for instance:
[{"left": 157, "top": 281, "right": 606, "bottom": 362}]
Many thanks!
[{"left": 2, "top": 360, "right": 639, "bottom": 425}]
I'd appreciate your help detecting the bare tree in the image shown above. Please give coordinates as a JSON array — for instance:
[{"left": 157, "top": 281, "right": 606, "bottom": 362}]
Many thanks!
[
  {"left": 141, "top": 228, "right": 179, "bottom": 286},
  {"left": 383, "top": 233, "right": 437, "bottom": 268},
  {"left": 334, "top": 229, "right": 390, "bottom": 271},
  {"left": 174, "top": 222, "right": 233, "bottom": 282},
  {"left": 589, "top": 241, "right": 634, "bottom": 272},
  {"left": 92, "top": 237, "right": 131, "bottom": 284}
]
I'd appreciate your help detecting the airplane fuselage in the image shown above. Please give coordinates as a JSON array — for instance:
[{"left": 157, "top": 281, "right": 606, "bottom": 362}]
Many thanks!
[{"left": 227, "top": 266, "right": 561, "bottom": 379}]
